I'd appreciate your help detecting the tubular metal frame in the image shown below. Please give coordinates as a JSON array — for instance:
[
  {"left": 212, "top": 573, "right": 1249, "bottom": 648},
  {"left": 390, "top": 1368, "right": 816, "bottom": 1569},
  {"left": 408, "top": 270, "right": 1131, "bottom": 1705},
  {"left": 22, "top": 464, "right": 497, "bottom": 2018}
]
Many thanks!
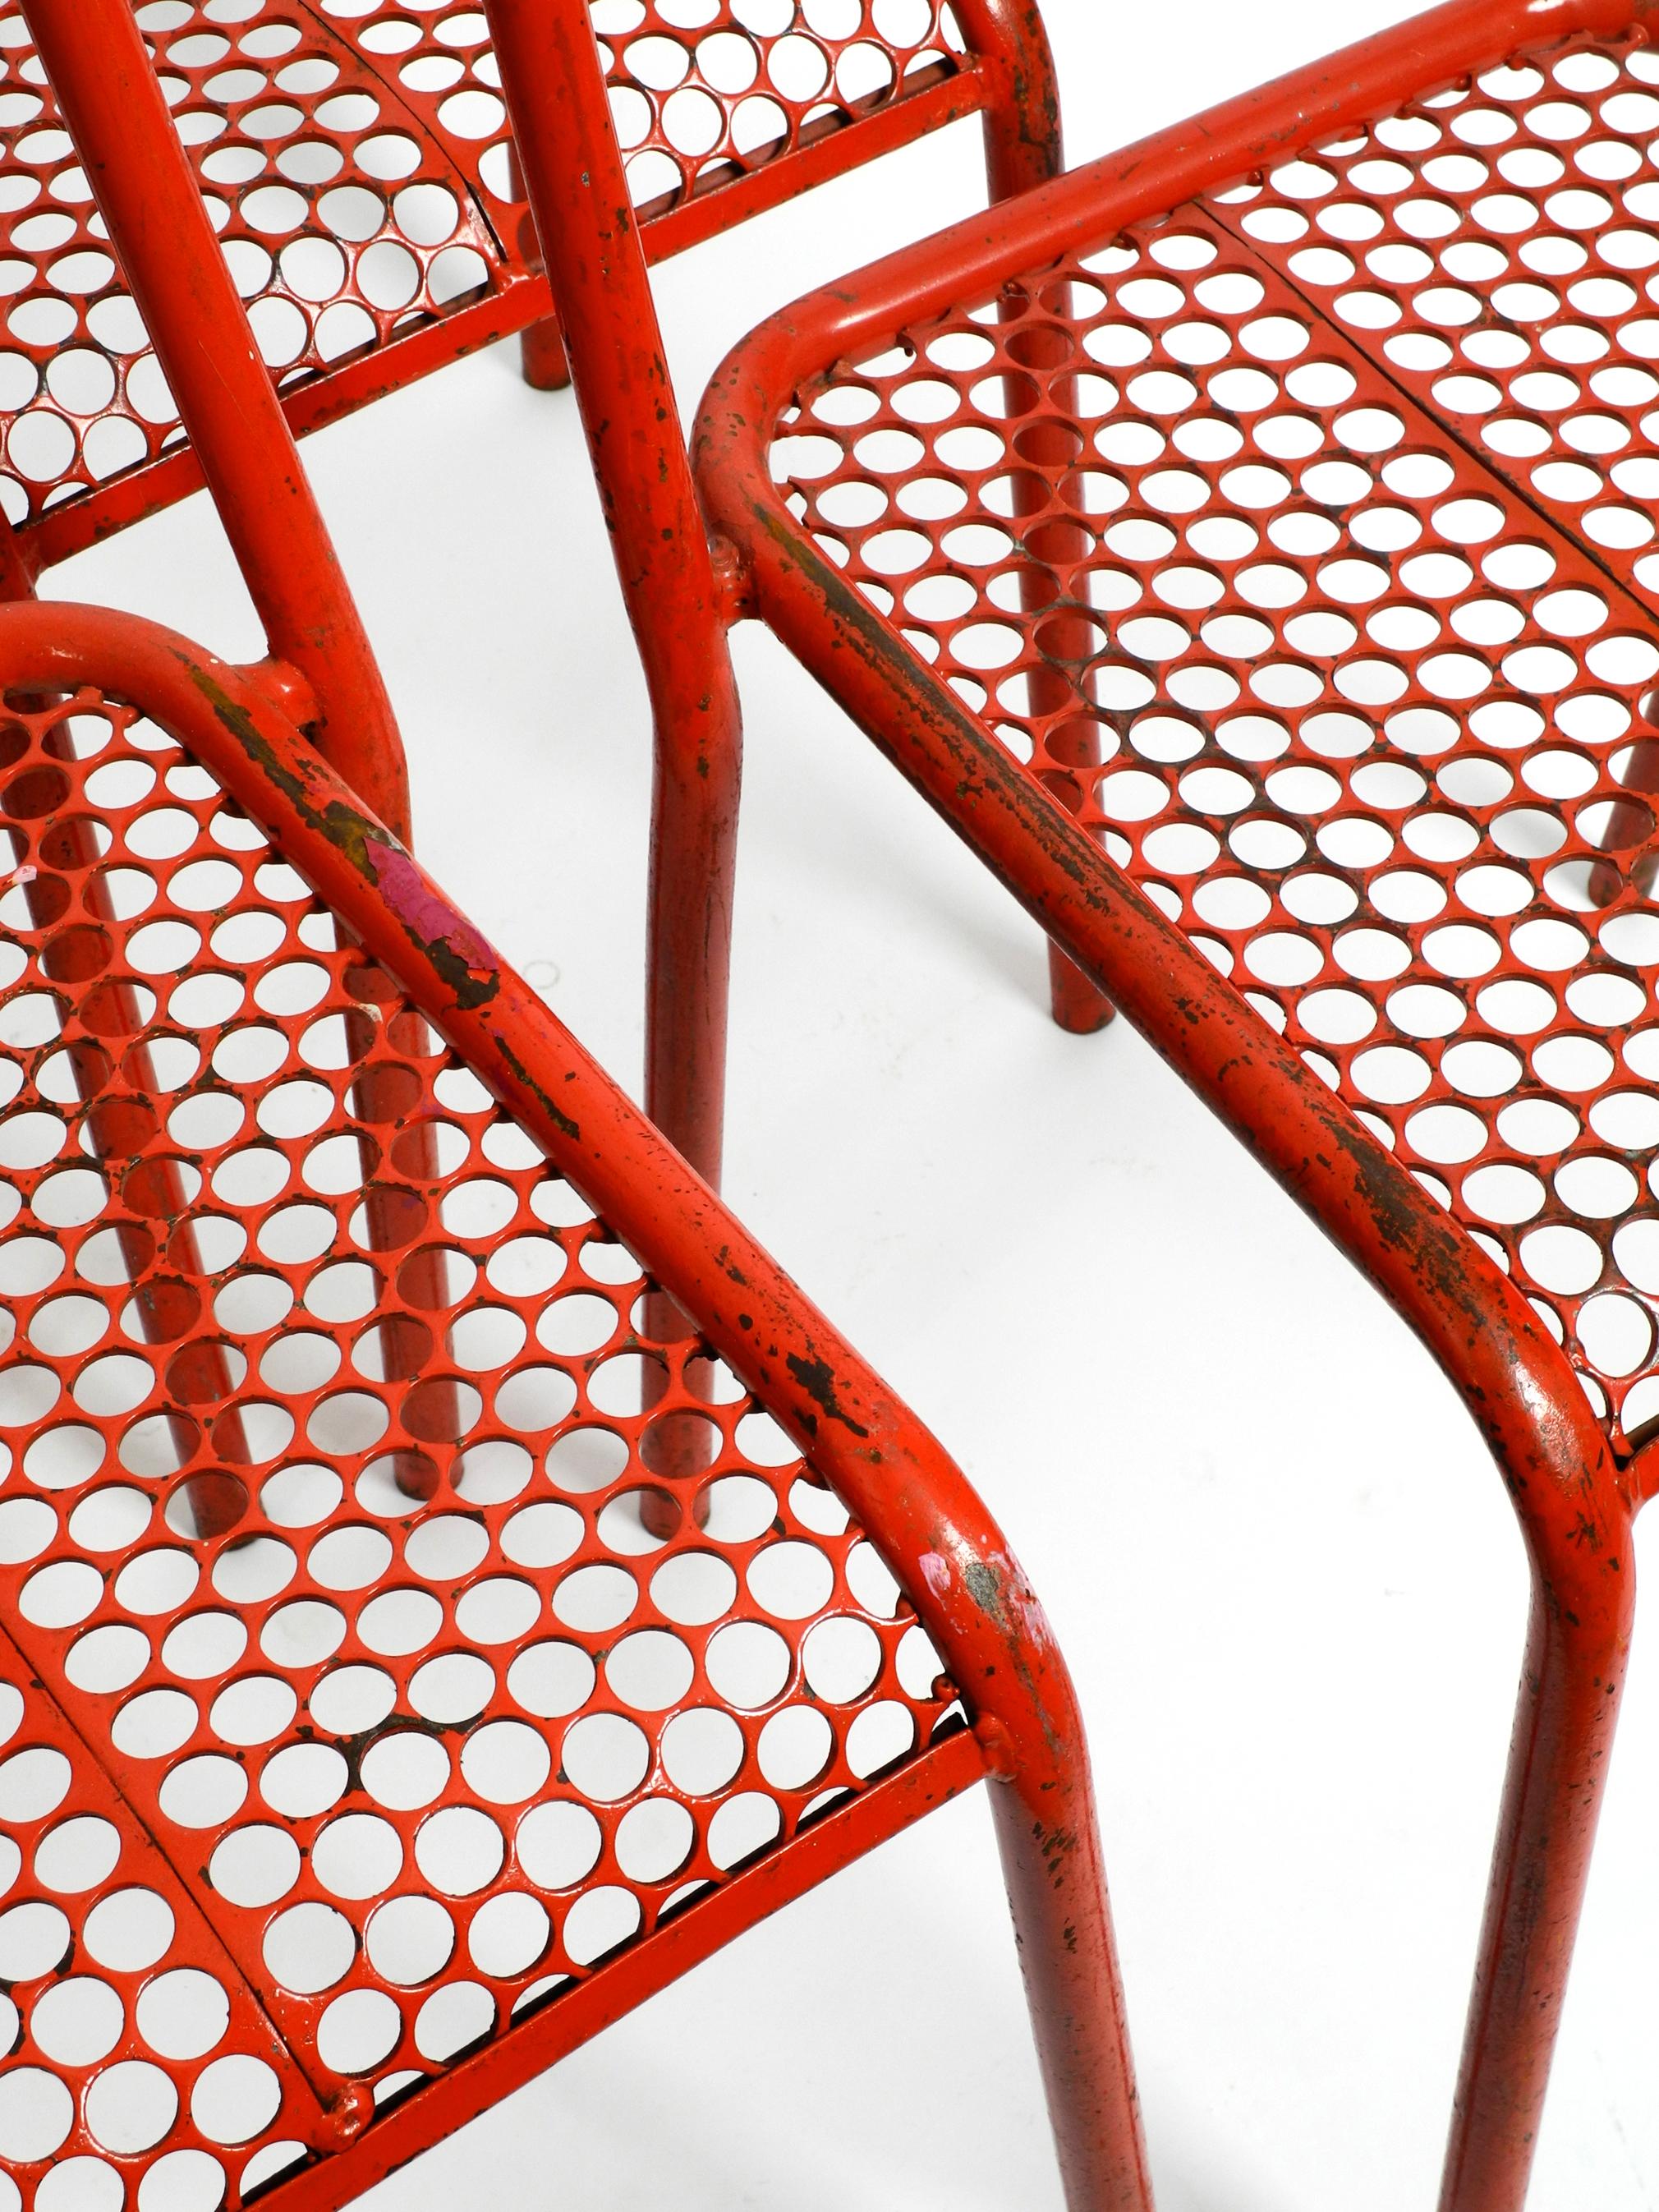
[
  {"left": 0, "top": 3, "right": 1145, "bottom": 2207},
  {"left": 0, "top": 0, "right": 1105, "bottom": 1044},
  {"left": 492, "top": 1, "right": 1659, "bottom": 2204},
  {"left": 0, "top": 2, "right": 1064, "bottom": 577}
]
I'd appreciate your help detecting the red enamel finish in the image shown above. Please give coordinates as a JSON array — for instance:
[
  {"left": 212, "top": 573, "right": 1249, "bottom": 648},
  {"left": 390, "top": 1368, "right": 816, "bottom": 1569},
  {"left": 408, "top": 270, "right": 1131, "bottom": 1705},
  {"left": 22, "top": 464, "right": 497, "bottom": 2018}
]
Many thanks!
[
  {"left": 490, "top": 0, "right": 1659, "bottom": 2201},
  {"left": 0, "top": 605, "right": 1137, "bottom": 2209},
  {"left": 484, "top": 0, "right": 747, "bottom": 1193},
  {"left": 0, "top": 0, "right": 1060, "bottom": 580},
  {"left": 0, "top": 5, "right": 1134, "bottom": 2209}
]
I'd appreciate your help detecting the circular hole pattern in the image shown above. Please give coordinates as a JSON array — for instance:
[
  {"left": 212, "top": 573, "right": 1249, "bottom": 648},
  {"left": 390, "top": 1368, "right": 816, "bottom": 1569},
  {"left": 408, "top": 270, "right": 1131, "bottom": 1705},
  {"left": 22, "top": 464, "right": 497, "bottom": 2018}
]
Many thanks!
[
  {"left": 779, "top": 156, "right": 1659, "bottom": 1444},
  {"left": 0, "top": 0, "right": 964, "bottom": 528},
  {"left": 0, "top": 680, "right": 952, "bottom": 2170}
]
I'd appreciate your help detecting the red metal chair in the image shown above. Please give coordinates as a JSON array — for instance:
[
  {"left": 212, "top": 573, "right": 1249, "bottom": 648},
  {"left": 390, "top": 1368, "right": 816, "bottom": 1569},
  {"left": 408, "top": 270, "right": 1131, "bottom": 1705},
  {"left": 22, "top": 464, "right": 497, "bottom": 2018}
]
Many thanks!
[
  {"left": 0, "top": 4, "right": 1147, "bottom": 2207},
  {"left": 491, "top": 0, "right": 1659, "bottom": 2203},
  {"left": 0, "top": 0, "right": 1060, "bottom": 592}
]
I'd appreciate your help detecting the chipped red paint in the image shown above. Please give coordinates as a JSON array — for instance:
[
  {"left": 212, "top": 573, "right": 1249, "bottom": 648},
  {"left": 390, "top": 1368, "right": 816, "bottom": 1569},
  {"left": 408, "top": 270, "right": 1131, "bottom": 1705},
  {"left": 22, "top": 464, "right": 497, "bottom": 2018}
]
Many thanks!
[
  {"left": 363, "top": 838, "right": 503, "bottom": 989},
  {"left": 0, "top": 598, "right": 1142, "bottom": 2210}
]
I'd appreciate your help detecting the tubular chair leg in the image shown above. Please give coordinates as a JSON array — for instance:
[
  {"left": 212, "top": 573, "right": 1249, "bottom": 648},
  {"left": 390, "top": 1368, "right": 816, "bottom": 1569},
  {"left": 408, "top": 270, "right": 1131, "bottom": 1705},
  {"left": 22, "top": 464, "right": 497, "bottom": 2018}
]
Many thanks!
[
  {"left": 1032, "top": 660, "right": 1114, "bottom": 1037},
  {"left": 1048, "top": 937, "right": 1115, "bottom": 1036},
  {"left": 520, "top": 308, "right": 572, "bottom": 393},
  {"left": 637, "top": 669, "right": 743, "bottom": 1543},
  {"left": 508, "top": 148, "right": 572, "bottom": 393},
  {"left": 1439, "top": 1568, "right": 1634, "bottom": 2212},
  {"left": 960, "top": 0, "right": 1067, "bottom": 202},
  {"left": 1033, "top": 682, "right": 1115, "bottom": 1036},
  {"left": 1010, "top": 393, "right": 1115, "bottom": 1040},
  {"left": 988, "top": 1734, "right": 1154, "bottom": 2210},
  {"left": 973, "top": 31, "right": 1114, "bottom": 1039},
  {"left": 644, "top": 677, "right": 743, "bottom": 1198}
]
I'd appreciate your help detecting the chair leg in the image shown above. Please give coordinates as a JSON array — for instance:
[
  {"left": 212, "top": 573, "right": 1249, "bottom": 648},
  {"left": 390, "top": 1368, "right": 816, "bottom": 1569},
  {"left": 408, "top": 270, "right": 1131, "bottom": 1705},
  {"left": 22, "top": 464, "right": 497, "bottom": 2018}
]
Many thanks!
[
  {"left": 1047, "top": 938, "right": 1116, "bottom": 1035},
  {"left": 1439, "top": 1564, "right": 1634, "bottom": 2212},
  {"left": 988, "top": 1736, "right": 1155, "bottom": 2211},
  {"left": 1016, "top": 523, "right": 1115, "bottom": 1038},
  {"left": 508, "top": 147, "right": 572, "bottom": 392},
  {"left": 636, "top": 660, "right": 742, "bottom": 1540},
  {"left": 644, "top": 664, "right": 743, "bottom": 1197},
  {"left": 958, "top": 0, "right": 1066, "bottom": 202},
  {"left": 974, "top": 26, "right": 1115, "bottom": 1038},
  {"left": 520, "top": 310, "right": 572, "bottom": 393}
]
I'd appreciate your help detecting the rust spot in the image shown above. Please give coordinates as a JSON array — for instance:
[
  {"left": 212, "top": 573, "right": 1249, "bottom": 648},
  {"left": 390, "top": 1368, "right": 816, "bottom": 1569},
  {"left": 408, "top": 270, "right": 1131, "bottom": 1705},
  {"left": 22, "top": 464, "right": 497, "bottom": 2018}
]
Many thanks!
[{"left": 784, "top": 1350, "right": 870, "bottom": 1437}]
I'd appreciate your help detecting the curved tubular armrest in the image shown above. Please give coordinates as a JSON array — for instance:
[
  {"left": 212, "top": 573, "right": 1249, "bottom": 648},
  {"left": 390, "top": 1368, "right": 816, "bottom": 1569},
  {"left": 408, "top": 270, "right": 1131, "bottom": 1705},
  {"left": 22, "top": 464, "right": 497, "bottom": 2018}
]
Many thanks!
[{"left": 0, "top": 600, "right": 1091, "bottom": 1835}]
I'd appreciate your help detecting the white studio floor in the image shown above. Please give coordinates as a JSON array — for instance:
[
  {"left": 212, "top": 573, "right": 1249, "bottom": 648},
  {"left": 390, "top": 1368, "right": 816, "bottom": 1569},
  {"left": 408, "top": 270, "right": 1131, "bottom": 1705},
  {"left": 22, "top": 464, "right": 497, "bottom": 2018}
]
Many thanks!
[{"left": 53, "top": 2, "right": 1659, "bottom": 2205}]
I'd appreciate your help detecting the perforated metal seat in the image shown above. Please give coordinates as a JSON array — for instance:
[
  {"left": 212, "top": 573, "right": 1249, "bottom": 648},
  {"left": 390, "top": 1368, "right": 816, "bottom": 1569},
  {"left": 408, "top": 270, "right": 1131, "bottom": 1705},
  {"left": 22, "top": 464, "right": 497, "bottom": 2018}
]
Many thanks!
[
  {"left": 0, "top": 0, "right": 1145, "bottom": 2199},
  {"left": 0, "top": 0, "right": 1055, "bottom": 576},
  {"left": 0, "top": 665, "right": 959, "bottom": 2197},
  {"left": 0, "top": 611, "right": 1133, "bottom": 2210},
  {"left": 763, "top": 145, "right": 1659, "bottom": 1450}
]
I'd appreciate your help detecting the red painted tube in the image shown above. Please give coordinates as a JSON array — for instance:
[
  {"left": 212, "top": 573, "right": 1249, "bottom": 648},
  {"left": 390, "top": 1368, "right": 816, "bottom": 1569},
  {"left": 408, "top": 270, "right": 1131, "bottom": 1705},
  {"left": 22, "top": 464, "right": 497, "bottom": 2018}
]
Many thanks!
[
  {"left": 952, "top": 0, "right": 1065, "bottom": 199},
  {"left": 18, "top": 0, "right": 411, "bottom": 840},
  {"left": 484, "top": 0, "right": 743, "bottom": 1195}
]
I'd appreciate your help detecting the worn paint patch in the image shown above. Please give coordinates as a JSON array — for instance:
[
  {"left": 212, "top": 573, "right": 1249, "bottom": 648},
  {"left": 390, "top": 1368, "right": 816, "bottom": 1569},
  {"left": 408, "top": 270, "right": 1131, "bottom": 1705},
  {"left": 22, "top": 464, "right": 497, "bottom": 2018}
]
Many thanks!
[
  {"left": 963, "top": 1557, "right": 1005, "bottom": 1628},
  {"left": 364, "top": 836, "right": 500, "bottom": 1011},
  {"left": 784, "top": 1350, "right": 870, "bottom": 1438},
  {"left": 492, "top": 1034, "right": 581, "bottom": 1145},
  {"left": 184, "top": 660, "right": 376, "bottom": 881}
]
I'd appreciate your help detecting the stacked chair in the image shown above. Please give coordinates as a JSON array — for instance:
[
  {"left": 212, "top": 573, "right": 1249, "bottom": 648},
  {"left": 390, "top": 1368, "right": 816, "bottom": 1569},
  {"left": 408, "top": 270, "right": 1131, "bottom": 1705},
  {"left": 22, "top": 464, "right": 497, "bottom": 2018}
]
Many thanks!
[
  {"left": 3, "top": 0, "right": 1659, "bottom": 2208},
  {"left": 0, "top": 3, "right": 1144, "bottom": 2210},
  {"left": 512, "top": 4, "right": 1659, "bottom": 2201}
]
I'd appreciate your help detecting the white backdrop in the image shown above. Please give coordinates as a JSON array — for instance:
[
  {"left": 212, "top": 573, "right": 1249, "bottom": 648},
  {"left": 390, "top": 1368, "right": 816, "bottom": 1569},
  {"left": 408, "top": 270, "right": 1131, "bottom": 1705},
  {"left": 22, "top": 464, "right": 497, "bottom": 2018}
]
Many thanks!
[{"left": 52, "top": 3, "right": 1659, "bottom": 2205}]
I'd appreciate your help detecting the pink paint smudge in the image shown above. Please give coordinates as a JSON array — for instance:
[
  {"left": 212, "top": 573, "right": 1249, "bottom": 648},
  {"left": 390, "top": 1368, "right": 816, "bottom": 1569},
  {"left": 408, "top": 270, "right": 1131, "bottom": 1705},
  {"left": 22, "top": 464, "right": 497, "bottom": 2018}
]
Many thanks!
[
  {"left": 919, "top": 1551, "right": 952, "bottom": 1602},
  {"left": 367, "top": 837, "right": 498, "bottom": 975}
]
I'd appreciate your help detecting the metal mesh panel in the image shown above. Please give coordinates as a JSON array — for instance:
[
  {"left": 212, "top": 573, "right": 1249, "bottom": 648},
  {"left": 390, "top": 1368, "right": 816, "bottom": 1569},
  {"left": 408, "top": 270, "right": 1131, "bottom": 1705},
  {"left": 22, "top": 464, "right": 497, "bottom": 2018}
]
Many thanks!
[
  {"left": 0, "top": 683, "right": 953, "bottom": 2201},
  {"left": 0, "top": 0, "right": 964, "bottom": 531},
  {"left": 771, "top": 25, "right": 1659, "bottom": 1455},
  {"left": 1215, "top": 31, "right": 1659, "bottom": 617},
  {"left": 0, "top": 1630, "right": 318, "bottom": 2211}
]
